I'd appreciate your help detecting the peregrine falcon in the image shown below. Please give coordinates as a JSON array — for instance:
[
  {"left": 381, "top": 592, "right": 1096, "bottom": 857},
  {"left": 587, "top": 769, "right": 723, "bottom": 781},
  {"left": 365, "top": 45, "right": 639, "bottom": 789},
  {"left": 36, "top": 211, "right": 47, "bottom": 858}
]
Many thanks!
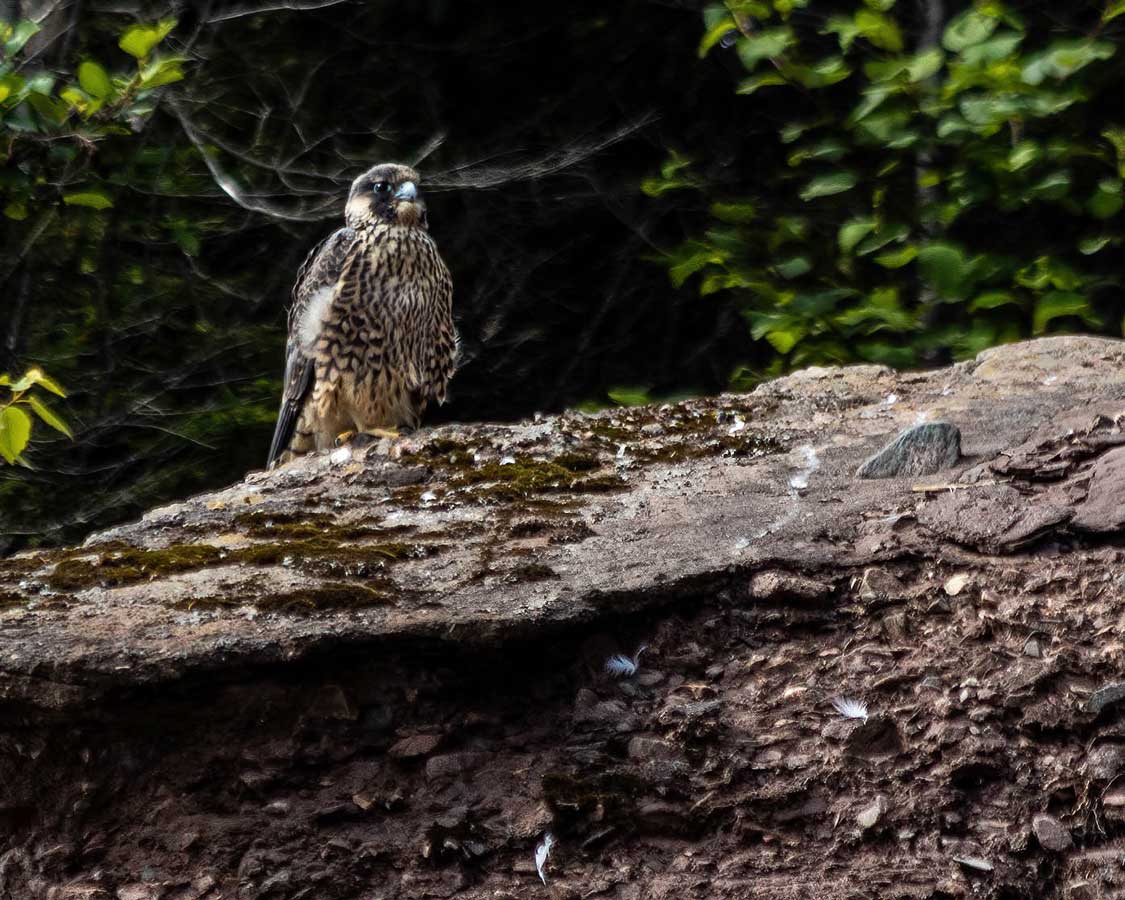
[{"left": 267, "top": 163, "right": 457, "bottom": 467}]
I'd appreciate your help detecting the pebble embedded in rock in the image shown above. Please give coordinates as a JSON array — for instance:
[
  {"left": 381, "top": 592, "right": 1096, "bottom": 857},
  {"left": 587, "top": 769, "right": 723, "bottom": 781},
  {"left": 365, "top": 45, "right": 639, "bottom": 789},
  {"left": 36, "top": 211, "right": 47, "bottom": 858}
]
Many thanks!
[
  {"left": 387, "top": 733, "right": 442, "bottom": 759},
  {"left": 1087, "top": 682, "right": 1125, "bottom": 714},
  {"left": 856, "top": 795, "right": 890, "bottom": 830},
  {"left": 1031, "top": 813, "right": 1073, "bottom": 852},
  {"left": 855, "top": 421, "right": 962, "bottom": 479}
]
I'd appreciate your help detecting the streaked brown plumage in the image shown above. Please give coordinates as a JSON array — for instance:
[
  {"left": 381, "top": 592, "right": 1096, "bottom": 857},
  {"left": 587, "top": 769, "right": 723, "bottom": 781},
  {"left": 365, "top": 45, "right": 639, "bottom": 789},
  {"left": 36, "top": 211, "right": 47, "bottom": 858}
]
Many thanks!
[{"left": 267, "top": 164, "right": 457, "bottom": 467}]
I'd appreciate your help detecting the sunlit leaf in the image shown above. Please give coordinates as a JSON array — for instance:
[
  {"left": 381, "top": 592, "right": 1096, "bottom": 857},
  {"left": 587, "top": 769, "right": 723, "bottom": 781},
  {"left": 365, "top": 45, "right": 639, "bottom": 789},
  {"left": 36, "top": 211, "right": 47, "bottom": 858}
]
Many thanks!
[
  {"left": 607, "top": 386, "right": 652, "bottom": 407},
  {"left": 140, "top": 56, "right": 187, "bottom": 89},
  {"left": 118, "top": 19, "right": 176, "bottom": 59},
  {"left": 737, "top": 27, "right": 794, "bottom": 69},
  {"left": 1033, "top": 291, "right": 1095, "bottom": 334},
  {"left": 25, "top": 396, "right": 72, "bottom": 437},
  {"left": 1022, "top": 39, "right": 1115, "bottom": 85},
  {"left": 3, "top": 19, "right": 40, "bottom": 56},
  {"left": 854, "top": 9, "right": 902, "bottom": 52},
  {"left": 959, "top": 31, "right": 1022, "bottom": 66},
  {"left": 775, "top": 255, "right": 812, "bottom": 278},
  {"left": 736, "top": 72, "right": 787, "bottom": 94},
  {"left": 1087, "top": 178, "right": 1122, "bottom": 219},
  {"left": 0, "top": 406, "right": 32, "bottom": 464},
  {"left": 699, "top": 18, "right": 737, "bottom": 57},
  {"left": 1105, "top": 0, "right": 1125, "bottom": 23},
  {"left": 709, "top": 201, "right": 757, "bottom": 223},
  {"left": 916, "top": 242, "right": 968, "bottom": 299},
  {"left": 63, "top": 190, "right": 114, "bottom": 210},
  {"left": 874, "top": 244, "right": 917, "bottom": 268},
  {"left": 968, "top": 291, "right": 1020, "bottom": 311},
  {"left": 838, "top": 217, "right": 875, "bottom": 254},
  {"left": 799, "top": 171, "right": 857, "bottom": 200},
  {"left": 943, "top": 9, "right": 998, "bottom": 52},
  {"left": 1078, "top": 236, "right": 1111, "bottom": 255},
  {"left": 77, "top": 60, "right": 113, "bottom": 99}
]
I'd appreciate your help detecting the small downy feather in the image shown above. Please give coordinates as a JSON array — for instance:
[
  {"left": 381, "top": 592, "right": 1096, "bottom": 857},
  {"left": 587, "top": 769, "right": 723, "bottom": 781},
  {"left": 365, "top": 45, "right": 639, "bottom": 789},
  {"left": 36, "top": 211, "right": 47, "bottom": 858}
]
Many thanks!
[
  {"left": 535, "top": 832, "right": 555, "bottom": 885},
  {"left": 831, "top": 696, "right": 869, "bottom": 721},
  {"left": 605, "top": 644, "right": 648, "bottom": 678}
]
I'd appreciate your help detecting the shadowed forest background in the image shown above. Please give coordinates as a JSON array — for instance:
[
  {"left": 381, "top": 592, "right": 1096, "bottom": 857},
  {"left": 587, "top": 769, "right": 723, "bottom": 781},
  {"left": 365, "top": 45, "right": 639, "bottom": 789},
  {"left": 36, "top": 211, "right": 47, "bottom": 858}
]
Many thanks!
[{"left": 1, "top": 0, "right": 1124, "bottom": 551}]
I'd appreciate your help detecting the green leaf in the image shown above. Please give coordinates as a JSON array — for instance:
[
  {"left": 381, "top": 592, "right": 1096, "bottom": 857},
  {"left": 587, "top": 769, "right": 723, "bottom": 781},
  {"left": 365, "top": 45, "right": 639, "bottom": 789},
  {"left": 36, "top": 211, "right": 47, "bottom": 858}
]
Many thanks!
[
  {"left": 1022, "top": 39, "right": 1115, "bottom": 85},
  {"left": 736, "top": 72, "right": 787, "bottom": 94},
  {"left": 916, "top": 242, "right": 968, "bottom": 299},
  {"left": 1088, "top": 179, "right": 1122, "bottom": 219},
  {"left": 1007, "top": 141, "right": 1040, "bottom": 172},
  {"left": 0, "top": 406, "right": 32, "bottom": 464},
  {"left": 77, "top": 60, "right": 113, "bottom": 99},
  {"left": 3, "top": 20, "right": 41, "bottom": 56},
  {"left": 31, "top": 370, "right": 66, "bottom": 397},
  {"left": 699, "top": 18, "right": 737, "bottom": 57},
  {"left": 874, "top": 244, "right": 918, "bottom": 268},
  {"left": 854, "top": 9, "right": 902, "bottom": 52},
  {"left": 26, "top": 91, "right": 69, "bottom": 124},
  {"left": 63, "top": 190, "right": 114, "bottom": 210},
  {"left": 943, "top": 9, "right": 998, "bottom": 52},
  {"left": 822, "top": 16, "right": 861, "bottom": 51},
  {"left": 139, "top": 56, "right": 186, "bottom": 89},
  {"left": 736, "top": 27, "right": 794, "bottom": 70},
  {"left": 775, "top": 255, "right": 812, "bottom": 278},
  {"left": 3, "top": 200, "right": 28, "bottom": 220},
  {"left": 709, "top": 201, "right": 757, "bottom": 223},
  {"left": 1105, "top": 0, "right": 1125, "bottom": 23},
  {"left": 24, "top": 395, "right": 71, "bottom": 437},
  {"left": 969, "top": 291, "right": 1020, "bottom": 311},
  {"left": 838, "top": 217, "right": 875, "bottom": 254},
  {"left": 1033, "top": 291, "right": 1094, "bottom": 334},
  {"left": 1078, "top": 236, "right": 1111, "bottom": 255},
  {"left": 959, "top": 31, "right": 1022, "bottom": 66},
  {"left": 799, "top": 171, "right": 857, "bottom": 200},
  {"left": 1103, "top": 127, "right": 1125, "bottom": 178},
  {"left": 784, "top": 56, "right": 851, "bottom": 89},
  {"left": 607, "top": 386, "right": 652, "bottom": 407},
  {"left": 118, "top": 19, "right": 176, "bottom": 59}
]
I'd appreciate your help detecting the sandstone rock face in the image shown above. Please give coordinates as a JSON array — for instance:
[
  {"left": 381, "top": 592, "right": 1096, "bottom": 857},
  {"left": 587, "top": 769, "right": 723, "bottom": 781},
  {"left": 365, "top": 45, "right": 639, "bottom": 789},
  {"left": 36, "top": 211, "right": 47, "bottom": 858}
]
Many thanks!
[{"left": 2, "top": 336, "right": 1125, "bottom": 898}]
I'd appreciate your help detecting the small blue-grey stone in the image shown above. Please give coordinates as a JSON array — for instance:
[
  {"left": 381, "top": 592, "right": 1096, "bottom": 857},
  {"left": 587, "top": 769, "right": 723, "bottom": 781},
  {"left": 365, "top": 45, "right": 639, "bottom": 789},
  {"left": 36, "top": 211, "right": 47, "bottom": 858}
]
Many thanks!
[{"left": 856, "top": 421, "right": 962, "bottom": 479}]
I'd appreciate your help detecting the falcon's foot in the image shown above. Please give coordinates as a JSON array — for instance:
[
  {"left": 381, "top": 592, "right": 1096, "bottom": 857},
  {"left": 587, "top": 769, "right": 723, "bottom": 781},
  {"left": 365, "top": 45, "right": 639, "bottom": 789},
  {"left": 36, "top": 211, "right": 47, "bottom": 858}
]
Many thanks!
[
  {"left": 352, "top": 427, "right": 401, "bottom": 449},
  {"left": 334, "top": 430, "right": 356, "bottom": 448}
]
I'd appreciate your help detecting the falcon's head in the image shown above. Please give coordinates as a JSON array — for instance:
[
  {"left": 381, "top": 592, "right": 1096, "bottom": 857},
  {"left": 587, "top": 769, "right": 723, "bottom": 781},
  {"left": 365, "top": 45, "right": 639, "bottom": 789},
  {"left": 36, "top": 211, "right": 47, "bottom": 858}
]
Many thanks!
[{"left": 345, "top": 163, "right": 428, "bottom": 230}]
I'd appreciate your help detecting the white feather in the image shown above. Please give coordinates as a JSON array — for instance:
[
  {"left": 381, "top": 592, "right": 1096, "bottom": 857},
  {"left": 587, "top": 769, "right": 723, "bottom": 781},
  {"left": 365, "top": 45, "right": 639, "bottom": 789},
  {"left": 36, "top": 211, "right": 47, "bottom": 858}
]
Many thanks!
[
  {"left": 605, "top": 644, "right": 648, "bottom": 678},
  {"left": 299, "top": 285, "right": 334, "bottom": 351},
  {"left": 535, "top": 832, "right": 554, "bottom": 885},
  {"left": 831, "top": 696, "right": 869, "bottom": 721}
]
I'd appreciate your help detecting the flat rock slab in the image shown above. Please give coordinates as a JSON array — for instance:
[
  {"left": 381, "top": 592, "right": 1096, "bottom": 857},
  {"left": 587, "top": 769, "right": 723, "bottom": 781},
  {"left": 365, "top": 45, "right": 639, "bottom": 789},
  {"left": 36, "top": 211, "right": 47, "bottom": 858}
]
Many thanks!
[{"left": 2, "top": 334, "right": 1125, "bottom": 709}]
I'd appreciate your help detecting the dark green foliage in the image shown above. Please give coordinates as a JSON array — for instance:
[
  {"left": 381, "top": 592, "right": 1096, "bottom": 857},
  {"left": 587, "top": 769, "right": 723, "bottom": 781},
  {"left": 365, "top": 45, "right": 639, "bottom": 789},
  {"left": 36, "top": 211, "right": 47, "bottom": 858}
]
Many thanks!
[
  {"left": 650, "top": 0, "right": 1125, "bottom": 376},
  {"left": 1, "top": 2, "right": 753, "bottom": 551}
]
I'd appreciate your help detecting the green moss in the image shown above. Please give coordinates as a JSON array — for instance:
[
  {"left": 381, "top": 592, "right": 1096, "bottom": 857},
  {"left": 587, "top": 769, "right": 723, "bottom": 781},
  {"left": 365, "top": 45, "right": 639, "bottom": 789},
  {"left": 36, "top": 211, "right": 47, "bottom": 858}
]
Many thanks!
[
  {"left": 0, "top": 591, "right": 29, "bottom": 610},
  {"left": 504, "top": 562, "right": 558, "bottom": 582},
  {"left": 233, "top": 510, "right": 398, "bottom": 541},
  {"left": 174, "top": 580, "right": 396, "bottom": 613},
  {"left": 46, "top": 543, "right": 226, "bottom": 590},
  {"left": 552, "top": 451, "right": 601, "bottom": 472}
]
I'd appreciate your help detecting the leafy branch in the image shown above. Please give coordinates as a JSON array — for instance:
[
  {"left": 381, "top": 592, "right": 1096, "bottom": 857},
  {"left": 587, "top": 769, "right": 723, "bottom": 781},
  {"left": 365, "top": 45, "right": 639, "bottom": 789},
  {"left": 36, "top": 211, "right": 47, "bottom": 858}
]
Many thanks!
[{"left": 0, "top": 368, "right": 71, "bottom": 466}]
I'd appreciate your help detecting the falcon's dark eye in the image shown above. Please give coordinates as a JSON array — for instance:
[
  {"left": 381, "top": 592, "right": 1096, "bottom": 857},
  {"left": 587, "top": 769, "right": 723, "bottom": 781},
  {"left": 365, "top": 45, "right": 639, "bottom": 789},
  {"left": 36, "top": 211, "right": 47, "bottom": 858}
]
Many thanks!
[{"left": 372, "top": 181, "right": 392, "bottom": 196}]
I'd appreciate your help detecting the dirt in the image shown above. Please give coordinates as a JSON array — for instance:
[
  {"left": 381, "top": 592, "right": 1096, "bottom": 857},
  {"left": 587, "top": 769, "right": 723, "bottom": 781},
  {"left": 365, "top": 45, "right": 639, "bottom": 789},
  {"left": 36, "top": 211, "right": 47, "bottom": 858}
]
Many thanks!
[{"left": 3, "top": 335, "right": 1125, "bottom": 899}]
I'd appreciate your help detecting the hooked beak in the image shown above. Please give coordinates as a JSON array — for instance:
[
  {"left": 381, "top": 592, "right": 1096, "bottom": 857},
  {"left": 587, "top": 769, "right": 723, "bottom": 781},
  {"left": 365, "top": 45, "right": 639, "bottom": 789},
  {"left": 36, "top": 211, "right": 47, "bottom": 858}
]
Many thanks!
[{"left": 394, "top": 181, "right": 418, "bottom": 201}]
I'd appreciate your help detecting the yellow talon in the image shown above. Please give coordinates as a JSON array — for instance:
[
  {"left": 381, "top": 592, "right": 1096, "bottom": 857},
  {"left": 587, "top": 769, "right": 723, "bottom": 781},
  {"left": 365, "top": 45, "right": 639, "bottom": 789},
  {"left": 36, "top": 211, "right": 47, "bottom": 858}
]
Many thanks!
[
  {"left": 335, "top": 430, "right": 356, "bottom": 447},
  {"left": 362, "top": 427, "right": 400, "bottom": 440}
]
